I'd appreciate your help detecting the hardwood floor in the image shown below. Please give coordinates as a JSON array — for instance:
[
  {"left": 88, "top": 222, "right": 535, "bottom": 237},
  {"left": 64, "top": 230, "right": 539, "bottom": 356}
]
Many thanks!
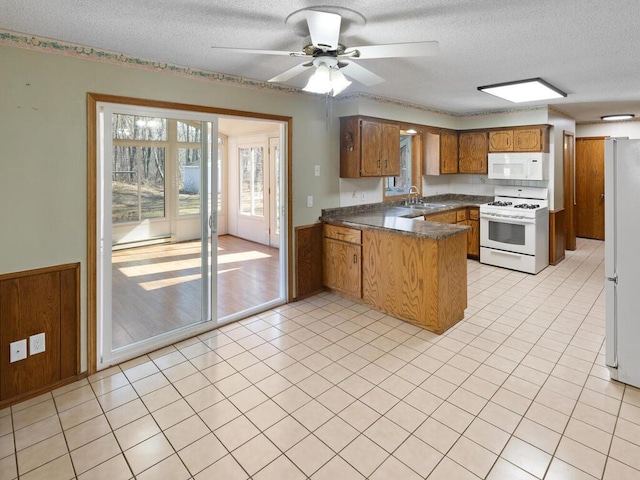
[{"left": 111, "top": 235, "right": 280, "bottom": 349}]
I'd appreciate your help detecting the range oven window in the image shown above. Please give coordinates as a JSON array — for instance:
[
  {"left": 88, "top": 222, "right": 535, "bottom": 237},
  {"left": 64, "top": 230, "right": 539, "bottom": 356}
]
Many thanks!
[{"left": 488, "top": 220, "right": 526, "bottom": 246}]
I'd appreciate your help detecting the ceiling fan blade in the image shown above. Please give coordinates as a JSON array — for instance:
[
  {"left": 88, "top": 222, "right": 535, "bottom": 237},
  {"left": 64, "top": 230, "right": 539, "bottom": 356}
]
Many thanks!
[
  {"left": 340, "top": 62, "right": 385, "bottom": 87},
  {"left": 211, "top": 46, "right": 306, "bottom": 57},
  {"left": 305, "top": 10, "right": 341, "bottom": 49},
  {"left": 345, "top": 41, "right": 439, "bottom": 59},
  {"left": 268, "top": 63, "right": 311, "bottom": 83}
]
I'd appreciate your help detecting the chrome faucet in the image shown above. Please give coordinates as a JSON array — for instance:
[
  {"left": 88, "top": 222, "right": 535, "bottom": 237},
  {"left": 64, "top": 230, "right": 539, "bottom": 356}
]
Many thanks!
[{"left": 407, "top": 185, "right": 420, "bottom": 205}]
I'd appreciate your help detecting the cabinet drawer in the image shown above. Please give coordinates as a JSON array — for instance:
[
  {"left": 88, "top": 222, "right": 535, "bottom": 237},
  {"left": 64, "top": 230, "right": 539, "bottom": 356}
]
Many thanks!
[
  {"left": 469, "top": 208, "right": 479, "bottom": 220},
  {"left": 323, "top": 224, "right": 362, "bottom": 244},
  {"left": 456, "top": 209, "right": 467, "bottom": 222},
  {"left": 425, "top": 211, "right": 457, "bottom": 224}
]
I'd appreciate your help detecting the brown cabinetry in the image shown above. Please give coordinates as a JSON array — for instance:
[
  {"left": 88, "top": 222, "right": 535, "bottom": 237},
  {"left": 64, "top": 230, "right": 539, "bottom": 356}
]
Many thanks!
[
  {"left": 458, "top": 131, "right": 489, "bottom": 174},
  {"left": 323, "top": 224, "right": 362, "bottom": 298},
  {"left": 488, "top": 130, "right": 513, "bottom": 152},
  {"left": 424, "top": 129, "right": 458, "bottom": 175},
  {"left": 425, "top": 208, "right": 480, "bottom": 259},
  {"left": 425, "top": 210, "right": 458, "bottom": 224},
  {"left": 362, "top": 228, "right": 467, "bottom": 333},
  {"left": 340, "top": 116, "right": 400, "bottom": 178},
  {"left": 488, "top": 126, "right": 550, "bottom": 152},
  {"left": 466, "top": 208, "right": 480, "bottom": 259}
]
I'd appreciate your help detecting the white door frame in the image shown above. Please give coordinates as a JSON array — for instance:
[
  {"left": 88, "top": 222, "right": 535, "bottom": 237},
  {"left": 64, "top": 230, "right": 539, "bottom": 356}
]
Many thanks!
[{"left": 97, "top": 103, "right": 220, "bottom": 369}]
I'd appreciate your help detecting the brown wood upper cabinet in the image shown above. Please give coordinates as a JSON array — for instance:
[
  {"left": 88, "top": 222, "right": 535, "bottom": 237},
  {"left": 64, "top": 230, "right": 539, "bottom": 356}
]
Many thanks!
[
  {"left": 340, "top": 116, "right": 400, "bottom": 178},
  {"left": 424, "top": 129, "right": 458, "bottom": 175},
  {"left": 458, "top": 131, "right": 488, "bottom": 174},
  {"left": 488, "top": 126, "right": 550, "bottom": 153}
]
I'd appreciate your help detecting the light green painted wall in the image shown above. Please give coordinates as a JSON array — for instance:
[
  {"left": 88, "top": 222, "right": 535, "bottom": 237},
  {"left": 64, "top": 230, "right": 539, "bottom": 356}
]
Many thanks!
[{"left": 0, "top": 45, "right": 342, "bottom": 370}]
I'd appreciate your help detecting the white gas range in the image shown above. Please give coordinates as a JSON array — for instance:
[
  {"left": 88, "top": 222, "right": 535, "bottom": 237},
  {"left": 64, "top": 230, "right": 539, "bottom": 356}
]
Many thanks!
[{"left": 479, "top": 186, "right": 549, "bottom": 274}]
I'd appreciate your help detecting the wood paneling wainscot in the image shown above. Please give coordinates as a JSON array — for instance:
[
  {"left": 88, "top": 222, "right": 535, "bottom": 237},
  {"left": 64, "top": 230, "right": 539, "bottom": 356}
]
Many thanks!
[
  {"left": 295, "top": 224, "right": 324, "bottom": 300},
  {"left": 362, "top": 229, "right": 467, "bottom": 333},
  {"left": 0, "top": 263, "right": 81, "bottom": 407},
  {"left": 549, "top": 210, "right": 566, "bottom": 265}
]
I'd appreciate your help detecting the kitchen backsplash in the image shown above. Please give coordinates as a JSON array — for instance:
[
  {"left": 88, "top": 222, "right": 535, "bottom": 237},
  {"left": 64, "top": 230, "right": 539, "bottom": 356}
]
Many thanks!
[
  {"left": 339, "top": 174, "right": 549, "bottom": 208},
  {"left": 423, "top": 175, "right": 548, "bottom": 197}
]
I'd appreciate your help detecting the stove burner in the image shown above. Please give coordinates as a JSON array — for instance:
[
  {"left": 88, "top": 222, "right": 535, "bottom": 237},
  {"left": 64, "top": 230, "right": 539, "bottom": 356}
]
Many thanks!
[
  {"left": 488, "top": 201, "right": 512, "bottom": 207},
  {"left": 514, "top": 203, "right": 540, "bottom": 209}
]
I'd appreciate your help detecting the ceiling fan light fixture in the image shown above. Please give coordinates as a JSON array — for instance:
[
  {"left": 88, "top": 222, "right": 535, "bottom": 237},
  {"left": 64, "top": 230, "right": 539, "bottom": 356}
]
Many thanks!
[
  {"left": 303, "top": 63, "right": 333, "bottom": 94},
  {"left": 601, "top": 114, "right": 635, "bottom": 121},
  {"left": 330, "top": 69, "right": 351, "bottom": 96},
  {"left": 478, "top": 78, "right": 566, "bottom": 103},
  {"left": 303, "top": 57, "right": 352, "bottom": 96}
]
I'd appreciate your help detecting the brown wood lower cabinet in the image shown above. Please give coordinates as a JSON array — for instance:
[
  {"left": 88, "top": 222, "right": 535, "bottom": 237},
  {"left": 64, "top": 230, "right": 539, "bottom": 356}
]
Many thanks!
[
  {"left": 0, "top": 263, "right": 80, "bottom": 406},
  {"left": 425, "top": 207, "right": 480, "bottom": 259},
  {"left": 323, "top": 225, "right": 362, "bottom": 298},
  {"left": 466, "top": 208, "right": 480, "bottom": 259},
  {"left": 362, "top": 229, "right": 467, "bottom": 333}
]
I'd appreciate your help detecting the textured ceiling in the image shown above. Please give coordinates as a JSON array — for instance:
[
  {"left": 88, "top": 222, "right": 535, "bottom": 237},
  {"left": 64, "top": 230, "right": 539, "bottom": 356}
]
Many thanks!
[{"left": 2, "top": 0, "right": 640, "bottom": 122}]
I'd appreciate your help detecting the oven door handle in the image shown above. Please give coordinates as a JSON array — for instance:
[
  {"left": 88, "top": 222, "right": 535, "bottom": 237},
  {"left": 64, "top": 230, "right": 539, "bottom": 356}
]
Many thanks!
[{"left": 479, "top": 213, "right": 536, "bottom": 225}]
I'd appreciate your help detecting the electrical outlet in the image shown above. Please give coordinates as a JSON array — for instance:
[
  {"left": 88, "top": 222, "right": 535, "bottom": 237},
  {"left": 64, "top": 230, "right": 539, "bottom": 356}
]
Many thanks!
[
  {"left": 10, "top": 339, "right": 27, "bottom": 363},
  {"left": 307, "top": 195, "right": 313, "bottom": 207},
  {"left": 314, "top": 165, "right": 320, "bottom": 176},
  {"left": 30, "top": 332, "right": 46, "bottom": 355}
]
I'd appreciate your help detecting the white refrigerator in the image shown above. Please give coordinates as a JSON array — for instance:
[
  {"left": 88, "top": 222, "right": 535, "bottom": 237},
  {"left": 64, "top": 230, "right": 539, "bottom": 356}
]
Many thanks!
[{"left": 605, "top": 138, "right": 640, "bottom": 388}]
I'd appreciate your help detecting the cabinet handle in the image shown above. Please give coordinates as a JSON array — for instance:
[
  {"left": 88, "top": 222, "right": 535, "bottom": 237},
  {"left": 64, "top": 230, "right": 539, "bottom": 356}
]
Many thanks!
[
  {"left": 353, "top": 254, "right": 358, "bottom": 264},
  {"left": 377, "top": 159, "right": 381, "bottom": 168},
  {"left": 385, "top": 159, "right": 389, "bottom": 168}
]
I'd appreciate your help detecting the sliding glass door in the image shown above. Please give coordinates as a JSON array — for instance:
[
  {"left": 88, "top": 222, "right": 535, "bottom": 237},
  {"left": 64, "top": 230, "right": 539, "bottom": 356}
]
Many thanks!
[
  {"left": 97, "top": 104, "right": 218, "bottom": 368},
  {"left": 96, "top": 104, "right": 288, "bottom": 370}
]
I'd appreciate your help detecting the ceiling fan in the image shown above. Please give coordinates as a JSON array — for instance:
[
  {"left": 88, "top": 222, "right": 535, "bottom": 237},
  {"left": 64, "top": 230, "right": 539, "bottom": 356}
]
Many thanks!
[{"left": 211, "top": 9, "right": 439, "bottom": 96}]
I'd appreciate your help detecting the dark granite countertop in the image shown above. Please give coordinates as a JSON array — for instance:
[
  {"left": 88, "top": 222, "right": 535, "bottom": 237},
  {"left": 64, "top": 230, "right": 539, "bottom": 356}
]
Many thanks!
[{"left": 322, "top": 194, "right": 493, "bottom": 240}]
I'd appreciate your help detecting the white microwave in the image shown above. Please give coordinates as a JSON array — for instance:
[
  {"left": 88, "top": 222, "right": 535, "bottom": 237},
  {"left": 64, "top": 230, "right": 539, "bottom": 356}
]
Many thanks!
[{"left": 488, "top": 152, "right": 549, "bottom": 180}]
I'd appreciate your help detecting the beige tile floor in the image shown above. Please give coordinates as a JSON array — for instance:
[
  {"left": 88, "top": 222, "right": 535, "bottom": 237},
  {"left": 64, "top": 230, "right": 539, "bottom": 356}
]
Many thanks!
[{"left": 3, "top": 238, "right": 640, "bottom": 479}]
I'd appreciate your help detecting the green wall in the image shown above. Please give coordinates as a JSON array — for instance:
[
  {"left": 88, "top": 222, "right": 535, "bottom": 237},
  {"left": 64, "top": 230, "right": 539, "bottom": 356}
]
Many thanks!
[{"left": 0, "top": 44, "right": 340, "bottom": 370}]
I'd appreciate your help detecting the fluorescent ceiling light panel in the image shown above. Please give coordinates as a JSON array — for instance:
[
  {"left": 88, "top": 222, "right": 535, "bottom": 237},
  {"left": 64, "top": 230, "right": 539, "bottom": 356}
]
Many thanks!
[
  {"left": 478, "top": 78, "right": 567, "bottom": 103},
  {"left": 601, "top": 114, "right": 635, "bottom": 121}
]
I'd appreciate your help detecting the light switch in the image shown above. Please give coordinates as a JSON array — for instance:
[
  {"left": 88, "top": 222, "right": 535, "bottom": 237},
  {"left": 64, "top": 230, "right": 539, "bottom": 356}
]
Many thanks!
[
  {"left": 10, "top": 339, "right": 27, "bottom": 363},
  {"left": 307, "top": 195, "right": 313, "bottom": 207},
  {"left": 314, "top": 165, "right": 320, "bottom": 176}
]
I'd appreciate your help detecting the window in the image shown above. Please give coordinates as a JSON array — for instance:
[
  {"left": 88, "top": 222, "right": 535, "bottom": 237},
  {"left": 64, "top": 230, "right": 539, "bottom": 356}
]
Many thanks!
[
  {"left": 383, "top": 130, "right": 422, "bottom": 201},
  {"left": 177, "top": 120, "right": 203, "bottom": 216},
  {"left": 111, "top": 114, "right": 167, "bottom": 223},
  {"left": 239, "top": 147, "right": 264, "bottom": 216}
]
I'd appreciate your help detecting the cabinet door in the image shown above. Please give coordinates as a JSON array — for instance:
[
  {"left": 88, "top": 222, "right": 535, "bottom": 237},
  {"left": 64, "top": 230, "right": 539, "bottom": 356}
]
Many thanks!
[
  {"left": 360, "top": 120, "right": 382, "bottom": 176},
  {"left": 467, "top": 219, "right": 479, "bottom": 258},
  {"left": 323, "top": 238, "right": 362, "bottom": 298},
  {"left": 459, "top": 132, "right": 488, "bottom": 174},
  {"left": 425, "top": 210, "right": 457, "bottom": 224},
  {"left": 440, "top": 130, "right": 459, "bottom": 174},
  {"left": 381, "top": 123, "right": 400, "bottom": 176},
  {"left": 488, "top": 130, "right": 514, "bottom": 152},
  {"left": 514, "top": 128, "right": 542, "bottom": 151}
]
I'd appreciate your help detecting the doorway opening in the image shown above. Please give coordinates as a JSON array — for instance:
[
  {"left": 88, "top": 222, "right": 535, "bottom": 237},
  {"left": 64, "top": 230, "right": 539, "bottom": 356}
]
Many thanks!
[{"left": 89, "top": 95, "right": 291, "bottom": 371}]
